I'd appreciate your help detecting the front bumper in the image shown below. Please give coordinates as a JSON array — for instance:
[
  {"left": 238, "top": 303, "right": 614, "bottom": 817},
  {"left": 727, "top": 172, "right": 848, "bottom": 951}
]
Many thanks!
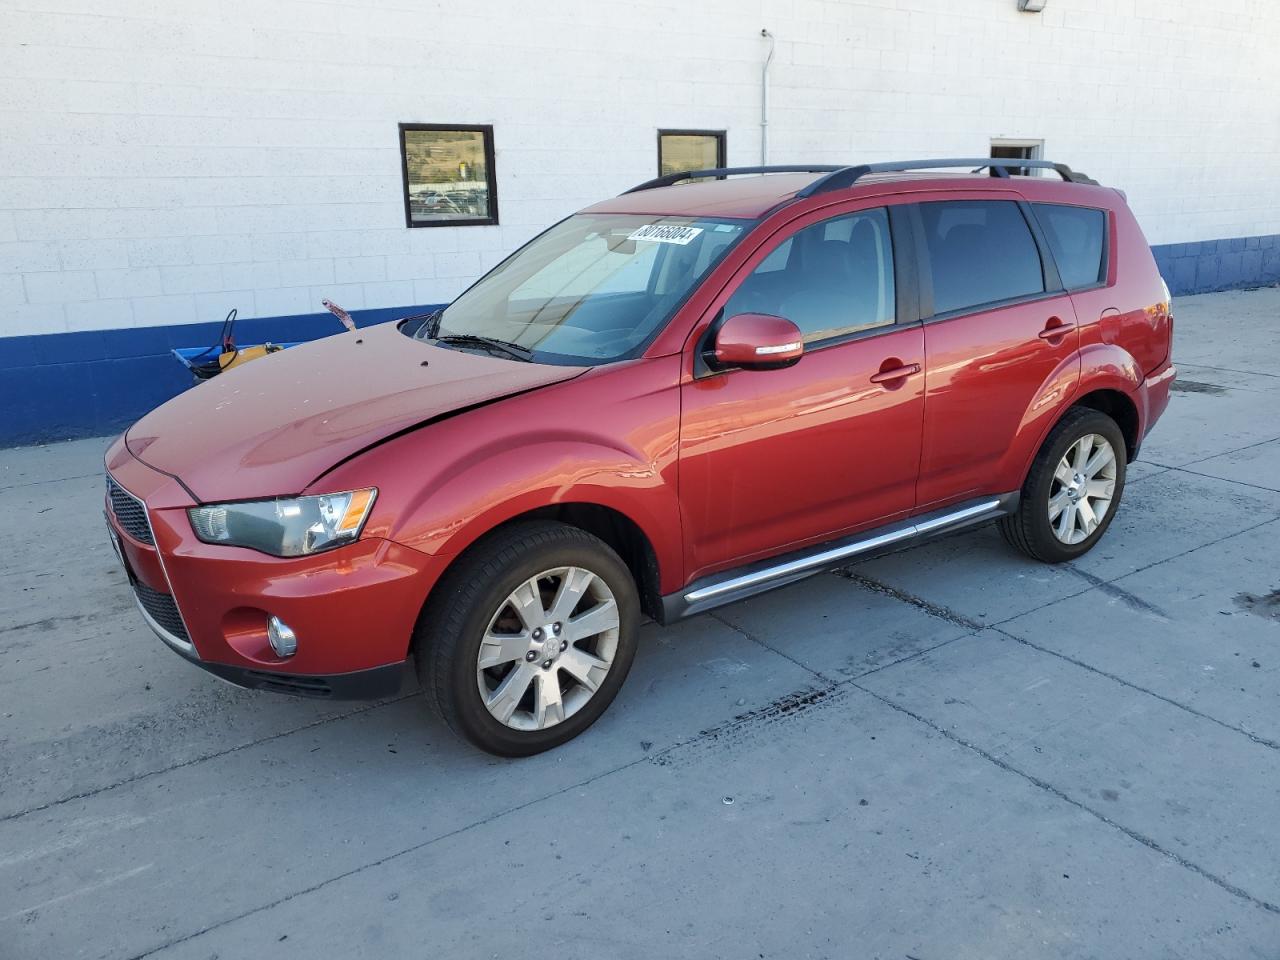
[
  {"left": 104, "top": 437, "right": 442, "bottom": 699},
  {"left": 199, "top": 659, "right": 408, "bottom": 699}
]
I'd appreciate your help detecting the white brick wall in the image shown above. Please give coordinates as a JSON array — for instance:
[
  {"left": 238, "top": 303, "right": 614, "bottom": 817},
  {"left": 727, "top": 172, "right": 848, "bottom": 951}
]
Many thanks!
[{"left": 1, "top": 0, "right": 1278, "bottom": 338}]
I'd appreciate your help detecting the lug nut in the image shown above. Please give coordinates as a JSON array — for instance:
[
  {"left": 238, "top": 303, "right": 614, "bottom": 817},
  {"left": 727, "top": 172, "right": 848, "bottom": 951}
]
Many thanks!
[
  {"left": 532, "top": 627, "right": 544, "bottom": 641},
  {"left": 560, "top": 640, "right": 568, "bottom": 651},
  {"left": 552, "top": 623, "right": 562, "bottom": 636},
  {"left": 525, "top": 651, "right": 537, "bottom": 662},
  {"left": 542, "top": 659, "right": 553, "bottom": 669}
]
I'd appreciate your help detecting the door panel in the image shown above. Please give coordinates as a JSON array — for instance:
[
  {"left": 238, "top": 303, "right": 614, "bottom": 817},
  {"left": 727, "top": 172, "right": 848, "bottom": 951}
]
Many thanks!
[
  {"left": 911, "top": 197, "right": 1081, "bottom": 508},
  {"left": 917, "top": 296, "right": 1079, "bottom": 507},
  {"left": 680, "top": 323, "right": 925, "bottom": 581}
]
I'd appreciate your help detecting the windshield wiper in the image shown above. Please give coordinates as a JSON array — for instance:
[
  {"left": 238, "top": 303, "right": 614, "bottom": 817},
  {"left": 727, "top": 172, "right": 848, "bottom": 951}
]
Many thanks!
[{"left": 434, "top": 333, "right": 533, "bottom": 362}]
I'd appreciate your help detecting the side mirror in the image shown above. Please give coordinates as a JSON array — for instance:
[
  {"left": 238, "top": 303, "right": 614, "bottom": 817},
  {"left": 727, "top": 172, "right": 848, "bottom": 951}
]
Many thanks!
[{"left": 712, "top": 313, "right": 804, "bottom": 370}]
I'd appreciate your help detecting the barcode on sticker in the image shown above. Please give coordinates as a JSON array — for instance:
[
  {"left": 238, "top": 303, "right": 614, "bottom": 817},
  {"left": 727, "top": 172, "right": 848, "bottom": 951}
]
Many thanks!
[{"left": 627, "top": 224, "right": 703, "bottom": 245}]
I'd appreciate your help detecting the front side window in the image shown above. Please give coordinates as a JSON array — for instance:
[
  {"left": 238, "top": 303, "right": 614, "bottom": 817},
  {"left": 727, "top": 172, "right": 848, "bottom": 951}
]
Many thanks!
[
  {"left": 1033, "top": 202, "right": 1107, "bottom": 289},
  {"left": 399, "top": 124, "right": 498, "bottom": 227},
  {"left": 411, "top": 214, "right": 746, "bottom": 363},
  {"left": 723, "top": 208, "right": 896, "bottom": 343},
  {"left": 918, "top": 200, "right": 1045, "bottom": 316}
]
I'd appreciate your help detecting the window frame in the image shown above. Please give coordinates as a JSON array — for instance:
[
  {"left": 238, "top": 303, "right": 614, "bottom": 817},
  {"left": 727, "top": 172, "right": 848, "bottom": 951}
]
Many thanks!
[
  {"left": 908, "top": 198, "right": 1065, "bottom": 323},
  {"left": 657, "top": 129, "right": 727, "bottom": 177},
  {"left": 693, "top": 200, "right": 922, "bottom": 378},
  {"left": 1029, "top": 201, "right": 1112, "bottom": 293},
  {"left": 399, "top": 122, "right": 499, "bottom": 229}
]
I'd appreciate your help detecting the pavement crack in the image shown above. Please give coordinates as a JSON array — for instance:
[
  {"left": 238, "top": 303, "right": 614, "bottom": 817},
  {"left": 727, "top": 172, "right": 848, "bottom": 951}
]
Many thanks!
[
  {"left": 0, "top": 695, "right": 416, "bottom": 825},
  {"left": 708, "top": 612, "right": 827, "bottom": 680},
  {"left": 1149, "top": 433, "right": 1280, "bottom": 472},
  {"left": 0, "top": 470, "right": 101, "bottom": 492},
  {"left": 992, "top": 626, "right": 1280, "bottom": 752},
  {"left": 1174, "top": 362, "right": 1280, "bottom": 381},
  {"left": 835, "top": 570, "right": 985, "bottom": 631},
  {"left": 1063, "top": 566, "right": 1170, "bottom": 619},
  {"left": 121, "top": 752, "right": 654, "bottom": 959},
  {"left": 851, "top": 680, "right": 1280, "bottom": 917},
  {"left": 1164, "top": 465, "right": 1280, "bottom": 495}
]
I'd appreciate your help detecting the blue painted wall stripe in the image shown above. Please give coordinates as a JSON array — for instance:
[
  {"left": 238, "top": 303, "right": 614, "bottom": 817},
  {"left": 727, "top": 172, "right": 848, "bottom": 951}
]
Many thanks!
[
  {"left": 1151, "top": 233, "right": 1280, "bottom": 296},
  {"left": 3, "top": 232, "right": 1279, "bottom": 448},
  {"left": 1, "top": 304, "right": 442, "bottom": 449}
]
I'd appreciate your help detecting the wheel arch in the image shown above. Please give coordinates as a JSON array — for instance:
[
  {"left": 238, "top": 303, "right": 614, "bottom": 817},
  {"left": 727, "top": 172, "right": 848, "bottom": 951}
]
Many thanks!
[
  {"left": 1070, "top": 388, "right": 1140, "bottom": 462},
  {"left": 421, "top": 501, "right": 665, "bottom": 627}
]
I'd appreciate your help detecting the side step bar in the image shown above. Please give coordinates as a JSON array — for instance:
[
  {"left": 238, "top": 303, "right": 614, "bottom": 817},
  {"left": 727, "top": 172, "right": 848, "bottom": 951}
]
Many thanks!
[{"left": 662, "top": 493, "right": 1018, "bottom": 621}]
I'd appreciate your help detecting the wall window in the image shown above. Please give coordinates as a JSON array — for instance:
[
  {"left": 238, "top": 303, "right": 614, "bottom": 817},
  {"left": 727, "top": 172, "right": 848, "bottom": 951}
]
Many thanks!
[
  {"left": 1033, "top": 203, "right": 1108, "bottom": 289},
  {"left": 918, "top": 200, "right": 1045, "bottom": 315},
  {"left": 399, "top": 124, "right": 498, "bottom": 227},
  {"left": 990, "top": 138, "right": 1043, "bottom": 177},
  {"left": 724, "top": 208, "right": 896, "bottom": 343},
  {"left": 658, "top": 130, "right": 726, "bottom": 178}
]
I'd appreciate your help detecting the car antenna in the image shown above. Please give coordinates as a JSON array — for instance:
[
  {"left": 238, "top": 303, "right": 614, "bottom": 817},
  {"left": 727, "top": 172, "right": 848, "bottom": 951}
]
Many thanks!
[{"left": 322, "top": 298, "right": 357, "bottom": 333}]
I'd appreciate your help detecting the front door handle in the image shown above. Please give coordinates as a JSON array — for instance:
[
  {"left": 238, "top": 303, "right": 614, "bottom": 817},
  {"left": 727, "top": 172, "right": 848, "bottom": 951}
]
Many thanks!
[
  {"left": 869, "top": 362, "right": 921, "bottom": 384},
  {"left": 1038, "top": 317, "right": 1076, "bottom": 341}
]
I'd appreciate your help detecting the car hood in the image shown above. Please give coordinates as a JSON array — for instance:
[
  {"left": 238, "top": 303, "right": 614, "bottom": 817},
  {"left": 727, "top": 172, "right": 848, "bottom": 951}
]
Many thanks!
[{"left": 126, "top": 322, "right": 587, "bottom": 502}]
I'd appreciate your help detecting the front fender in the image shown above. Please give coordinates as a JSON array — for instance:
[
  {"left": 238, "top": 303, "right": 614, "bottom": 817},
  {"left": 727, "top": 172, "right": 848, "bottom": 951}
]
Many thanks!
[
  {"left": 392, "top": 436, "right": 677, "bottom": 565},
  {"left": 314, "top": 356, "right": 685, "bottom": 594}
]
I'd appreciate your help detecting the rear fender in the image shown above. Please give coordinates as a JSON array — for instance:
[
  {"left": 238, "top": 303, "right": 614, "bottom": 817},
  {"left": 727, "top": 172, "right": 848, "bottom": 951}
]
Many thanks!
[
  {"left": 990, "top": 349, "right": 1081, "bottom": 493},
  {"left": 1010, "top": 342, "right": 1144, "bottom": 482}
]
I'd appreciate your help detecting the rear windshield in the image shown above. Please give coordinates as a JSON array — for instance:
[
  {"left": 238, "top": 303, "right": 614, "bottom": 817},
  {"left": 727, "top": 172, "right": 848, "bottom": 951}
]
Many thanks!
[{"left": 408, "top": 213, "right": 747, "bottom": 364}]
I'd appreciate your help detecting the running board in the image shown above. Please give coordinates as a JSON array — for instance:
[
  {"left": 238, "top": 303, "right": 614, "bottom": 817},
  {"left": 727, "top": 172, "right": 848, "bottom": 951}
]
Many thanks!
[{"left": 662, "top": 493, "right": 1018, "bottom": 621}]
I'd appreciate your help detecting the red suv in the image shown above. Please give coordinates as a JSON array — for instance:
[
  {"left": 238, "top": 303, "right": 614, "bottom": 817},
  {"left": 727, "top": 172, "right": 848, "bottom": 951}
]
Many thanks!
[{"left": 105, "top": 158, "right": 1175, "bottom": 755}]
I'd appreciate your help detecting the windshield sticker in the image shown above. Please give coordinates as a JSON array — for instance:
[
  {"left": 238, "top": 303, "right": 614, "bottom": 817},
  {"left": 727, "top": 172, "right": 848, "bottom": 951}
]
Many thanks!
[{"left": 627, "top": 224, "right": 704, "bottom": 245}]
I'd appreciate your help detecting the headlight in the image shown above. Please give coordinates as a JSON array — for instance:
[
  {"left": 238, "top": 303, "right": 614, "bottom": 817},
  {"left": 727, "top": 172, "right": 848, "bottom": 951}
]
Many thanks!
[{"left": 188, "top": 488, "right": 376, "bottom": 557}]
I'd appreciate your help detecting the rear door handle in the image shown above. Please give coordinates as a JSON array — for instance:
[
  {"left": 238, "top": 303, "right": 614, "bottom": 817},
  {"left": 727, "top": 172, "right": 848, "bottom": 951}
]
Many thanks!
[
  {"left": 1038, "top": 318, "right": 1076, "bottom": 340},
  {"left": 869, "top": 363, "right": 921, "bottom": 384}
]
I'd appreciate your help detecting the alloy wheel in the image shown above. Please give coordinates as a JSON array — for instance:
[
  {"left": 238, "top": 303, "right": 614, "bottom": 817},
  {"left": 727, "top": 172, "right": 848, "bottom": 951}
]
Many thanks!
[
  {"left": 1048, "top": 433, "right": 1118, "bottom": 545},
  {"left": 476, "top": 566, "right": 620, "bottom": 731}
]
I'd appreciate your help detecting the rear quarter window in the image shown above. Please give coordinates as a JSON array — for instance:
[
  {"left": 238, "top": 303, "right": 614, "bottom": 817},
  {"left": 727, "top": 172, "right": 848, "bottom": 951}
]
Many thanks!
[
  {"left": 1032, "top": 202, "right": 1107, "bottom": 290},
  {"left": 917, "top": 200, "right": 1045, "bottom": 316}
]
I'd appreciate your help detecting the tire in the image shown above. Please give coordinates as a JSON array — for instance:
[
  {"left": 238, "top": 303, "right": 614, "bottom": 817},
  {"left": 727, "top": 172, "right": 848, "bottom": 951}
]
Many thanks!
[
  {"left": 999, "top": 406, "right": 1127, "bottom": 564},
  {"left": 415, "top": 520, "right": 640, "bottom": 756}
]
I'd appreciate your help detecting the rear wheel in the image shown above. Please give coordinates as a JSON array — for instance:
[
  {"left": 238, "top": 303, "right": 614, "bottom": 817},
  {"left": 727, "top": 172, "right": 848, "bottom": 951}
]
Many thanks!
[
  {"left": 415, "top": 521, "right": 639, "bottom": 756},
  {"left": 999, "top": 407, "right": 1127, "bottom": 563}
]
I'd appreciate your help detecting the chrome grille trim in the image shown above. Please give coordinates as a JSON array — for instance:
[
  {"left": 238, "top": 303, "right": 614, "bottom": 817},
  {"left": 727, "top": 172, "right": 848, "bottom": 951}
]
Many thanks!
[
  {"left": 107, "top": 475, "right": 153, "bottom": 544},
  {"left": 106, "top": 469, "right": 198, "bottom": 657},
  {"left": 134, "top": 590, "right": 195, "bottom": 657}
]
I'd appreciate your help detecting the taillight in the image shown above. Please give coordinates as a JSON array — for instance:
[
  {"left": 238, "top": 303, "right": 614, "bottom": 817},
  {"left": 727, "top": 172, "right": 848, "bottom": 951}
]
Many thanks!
[{"left": 1160, "top": 277, "right": 1173, "bottom": 364}]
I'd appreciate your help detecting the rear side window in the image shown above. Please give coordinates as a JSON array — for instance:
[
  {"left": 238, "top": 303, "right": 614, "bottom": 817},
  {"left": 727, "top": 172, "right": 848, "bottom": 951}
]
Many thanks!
[
  {"left": 918, "top": 200, "right": 1044, "bottom": 315},
  {"left": 1033, "top": 202, "right": 1107, "bottom": 289}
]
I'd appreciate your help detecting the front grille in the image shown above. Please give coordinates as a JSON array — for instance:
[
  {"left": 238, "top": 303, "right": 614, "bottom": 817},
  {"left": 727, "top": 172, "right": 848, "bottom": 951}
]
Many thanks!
[
  {"left": 133, "top": 579, "right": 190, "bottom": 644},
  {"left": 107, "top": 475, "right": 154, "bottom": 544}
]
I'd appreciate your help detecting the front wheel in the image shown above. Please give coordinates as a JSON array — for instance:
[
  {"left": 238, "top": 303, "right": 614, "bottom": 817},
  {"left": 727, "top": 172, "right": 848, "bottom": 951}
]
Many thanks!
[
  {"left": 415, "top": 521, "right": 640, "bottom": 756},
  {"left": 999, "top": 407, "right": 1127, "bottom": 563}
]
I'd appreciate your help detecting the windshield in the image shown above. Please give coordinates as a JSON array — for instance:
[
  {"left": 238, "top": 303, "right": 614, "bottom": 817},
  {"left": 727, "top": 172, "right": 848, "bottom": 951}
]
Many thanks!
[{"left": 409, "top": 213, "right": 748, "bottom": 363}]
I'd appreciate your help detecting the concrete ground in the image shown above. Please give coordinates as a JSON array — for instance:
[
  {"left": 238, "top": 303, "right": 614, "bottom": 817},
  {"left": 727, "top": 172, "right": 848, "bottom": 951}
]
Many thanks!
[{"left": 3, "top": 286, "right": 1279, "bottom": 960}]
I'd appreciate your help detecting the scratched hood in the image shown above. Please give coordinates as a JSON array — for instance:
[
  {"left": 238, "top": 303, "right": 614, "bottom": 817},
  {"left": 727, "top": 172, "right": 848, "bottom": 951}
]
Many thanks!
[{"left": 126, "top": 322, "right": 586, "bottom": 502}]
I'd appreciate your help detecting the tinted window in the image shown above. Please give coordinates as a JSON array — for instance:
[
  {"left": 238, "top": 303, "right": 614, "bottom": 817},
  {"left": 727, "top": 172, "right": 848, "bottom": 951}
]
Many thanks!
[
  {"left": 1034, "top": 202, "right": 1106, "bottom": 289},
  {"left": 724, "top": 208, "right": 895, "bottom": 342},
  {"left": 918, "top": 200, "right": 1044, "bottom": 315}
]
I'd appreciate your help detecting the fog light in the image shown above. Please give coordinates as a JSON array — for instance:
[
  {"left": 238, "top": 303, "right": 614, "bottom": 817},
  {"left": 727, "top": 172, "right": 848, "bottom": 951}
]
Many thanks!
[{"left": 267, "top": 616, "right": 297, "bottom": 658}]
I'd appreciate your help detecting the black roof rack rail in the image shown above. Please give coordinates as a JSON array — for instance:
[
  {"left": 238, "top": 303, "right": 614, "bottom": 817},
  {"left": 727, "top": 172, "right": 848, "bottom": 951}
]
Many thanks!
[
  {"left": 622, "top": 164, "right": 846, "bottom": 194},
  {"left": 796, "top": 158, "right": 1099, "bottom": 197}
]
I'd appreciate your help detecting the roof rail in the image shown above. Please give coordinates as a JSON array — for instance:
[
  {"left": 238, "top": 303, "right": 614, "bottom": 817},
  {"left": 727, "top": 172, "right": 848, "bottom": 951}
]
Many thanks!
[
  {"left": 796, "top": 158, "right": 1099, "bottom": 197},
  {"left": 622, "top": 164, "right": 846, "bottom": 194}
]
